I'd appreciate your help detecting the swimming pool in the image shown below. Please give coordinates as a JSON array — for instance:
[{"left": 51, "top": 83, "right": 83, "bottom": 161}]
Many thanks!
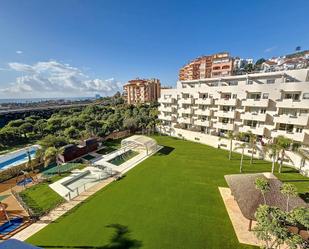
[
  {"left": 0, "top": 146, "right": 38, "bottom": 170},
  {"left": 108, "top": 150, "right": 139, "bottom": 166}
]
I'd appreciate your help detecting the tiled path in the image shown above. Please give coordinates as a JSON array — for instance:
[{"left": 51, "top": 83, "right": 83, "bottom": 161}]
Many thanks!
[{"left": 12, "top": 177, "right": 115, "bottom": 241}]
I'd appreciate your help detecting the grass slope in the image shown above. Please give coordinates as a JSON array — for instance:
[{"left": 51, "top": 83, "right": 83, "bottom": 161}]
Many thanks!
[{"left": 27, "top": 136, "right": 309, "bottom": 249}]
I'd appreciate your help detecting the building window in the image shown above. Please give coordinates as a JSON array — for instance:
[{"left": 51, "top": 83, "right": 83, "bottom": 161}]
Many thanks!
[
  {"left": 247, "top": 79, "right": 253, "bottom": 85},
  {"left": 296, "top": 127, "right": 303, "bottom": 133},
  {"left": 229, "top": 80, "right": 238, "bottom": 86},
  {"left": 260, "top": 108, "right": 266, "bottom": 114},
  {"left": 232, "top": 94, "right": 237, "bottom": 99},
  {"left": 266, "top": 79, "right": 275, "bottom": 84},
  {"left": 303, "top": 93, "right": 309, "bottom": 99},
  {"left": 262, "top": 93, "right": 269, "bottom": 99}
]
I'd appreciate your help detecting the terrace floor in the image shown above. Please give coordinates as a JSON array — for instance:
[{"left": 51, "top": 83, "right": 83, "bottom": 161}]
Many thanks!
[{"left": 25, "top": 136, "right": 308, "bottom": 249}]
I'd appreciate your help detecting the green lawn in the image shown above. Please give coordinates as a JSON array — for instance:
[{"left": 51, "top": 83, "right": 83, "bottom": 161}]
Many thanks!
[
  {"left": 19, "top": 175, "right": 65, "bottom": 217},
  {"left": 27, "top": 136, "right": 308, "bottom": 249}
]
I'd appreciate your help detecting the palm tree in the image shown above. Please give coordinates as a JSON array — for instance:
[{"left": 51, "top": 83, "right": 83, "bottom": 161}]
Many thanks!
[
  {"left": 227, "top": 131, "right": 235, "bottom": 160},
  {"left": 280, "top": 183, "right": 297, "bottom": 211},
  {"left": 44, "top": 146, "right": 64, "bottom": 175},
  {"left": 247, "top": 131, "right": 257, "bottom": 165},
  {"left": 263, "top": 142, "right": 279, "bottom": 173},
  {"left": 234, "top": 142, "right": 247, "bottom": 173},
  {"left": 35, "top": 147, "right": 45, "bottom": 164},
  {"left": 292, "top": 143, "right": 309, "bottom": 172},
  {"left": 26, "top": 150, "right": 34, "bottom": 173},
  {"left": 276, "top": 136, "right": 293, "bottom": 173},
  {"left": 255, "top": 177, "right": 270, "bottom": 204}
]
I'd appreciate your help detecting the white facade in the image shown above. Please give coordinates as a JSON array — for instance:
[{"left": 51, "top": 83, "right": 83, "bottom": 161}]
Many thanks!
[{"left": 158, "top": 69, "right": 309, "bottom": 175}]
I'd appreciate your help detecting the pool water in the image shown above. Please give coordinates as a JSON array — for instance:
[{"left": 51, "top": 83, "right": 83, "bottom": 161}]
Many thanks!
[
  {"left": 0, "top": 148, "right": 37, "bottom": 170},
  {"left": 108, "top": 150, "right": 139, "bottom": 166},
  {"left": 0, "top": 217, "right": 23, "bottom": 235},
  {"left": 17, "top": 178, "right": 33, "bottom": 186}
]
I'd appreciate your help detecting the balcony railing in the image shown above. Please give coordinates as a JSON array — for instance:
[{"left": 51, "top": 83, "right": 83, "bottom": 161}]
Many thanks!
[
  {"left": 216, "top": 110, "right": 236, "bottom": 119},
  {"left": 276, "top": 99, "right": 309, "bottom": 109},
  {"left": 194, "top": 120, "right": 212, "bottom": 127},
  {"left": 241, "top": 98, "right": 269, "bottom": 107},
  {"left": 239, "top": 125, "right": 266, "bottom": 136},
  {"left": 215, "top": 98, "right": 237, "bottom": 106},
  {"left": 195, "top": 98, "right": 213, "bottom": 105},
  {"left": 240, "top": 112, "right": 267, "bottom": 122},
  {"left": 195, "top": 109, "right": 212, "bottom": 116},
  {"left": 270, "top": 129, "right": 306, "bottom": 142},
  {"left": 213, "top": 122, "right": 235, "bottom": 130},
  {"left": 273, "top": 114, "right": 309, "bottom": 126}
]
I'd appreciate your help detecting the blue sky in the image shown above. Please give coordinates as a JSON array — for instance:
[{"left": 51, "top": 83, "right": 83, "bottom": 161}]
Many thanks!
[{"left": 0, "top": 0, "right": 308, "bottom": 98}]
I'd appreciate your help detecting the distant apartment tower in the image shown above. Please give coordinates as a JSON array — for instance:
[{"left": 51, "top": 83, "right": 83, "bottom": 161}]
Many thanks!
[
  {"left": 179, "top": 55, "right": 212, "bottom": 81},
  {"left": 211, "top": 52, "right": 234, "bottom": 78},
  {"left": 123, "top": 78, "right": 161, "bottom": 104},
  {"left": 179, "top": 52, "right": 233, "bottom": 80}
]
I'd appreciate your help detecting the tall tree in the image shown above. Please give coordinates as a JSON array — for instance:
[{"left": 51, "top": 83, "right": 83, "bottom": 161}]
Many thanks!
[
  {"left": 276, "top": 136, "right": 293, "bottom": 173},
  {"left": 246, "top": 131, "right": 257, "bottom": 165},
  {"left": 263, "top": 141, "right": 279, "bottom": 173},
  {"left": 280, "top": 183, "right": 298, "bottom": 212},
  {"left": 44, "top": 147, "right": 64, "bottom": 176},
  {"left": 255, "top": 177, "right": 270, "bottom": 204},
  {"left": 254, "top": 205, "right": 304, "bottom": 249},
  {"left": 227, "top": 131, "right": 235, "bottom": 160},
  {"left": 234, "top": 142, "right": 247, "bottom": 173}
]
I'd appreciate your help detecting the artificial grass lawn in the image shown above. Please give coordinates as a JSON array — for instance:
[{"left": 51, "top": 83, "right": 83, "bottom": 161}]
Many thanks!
[
  {"left": 19, "top": 175, "right": 65, "bottom": 216},
  {"left": 27, "top": 136, "right": 309, "bottom": 249}
]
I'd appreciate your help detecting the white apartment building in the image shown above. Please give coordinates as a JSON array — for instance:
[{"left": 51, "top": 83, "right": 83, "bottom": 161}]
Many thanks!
[{"left": 158, "top": 68, "right": 309, "bottom": 174}]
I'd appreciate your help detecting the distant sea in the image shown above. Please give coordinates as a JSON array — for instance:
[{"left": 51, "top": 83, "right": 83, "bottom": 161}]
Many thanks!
[{"left": 0, "top": 97, "right": 95, "bottom": 104}]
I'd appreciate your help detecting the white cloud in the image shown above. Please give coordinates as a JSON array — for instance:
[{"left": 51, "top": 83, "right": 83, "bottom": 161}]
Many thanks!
[
  {"left": 16, "top": 50, "right": 23, "bottom": 54},
  {"left": 264, "top": 46, "right": 277, "bottom": 53},
  {"left": 0, "top": 60, "right": 123, "bottom": 97}
]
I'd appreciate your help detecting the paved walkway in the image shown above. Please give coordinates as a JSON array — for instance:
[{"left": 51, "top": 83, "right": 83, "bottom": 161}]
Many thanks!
[{"left": 12, "top": 177, "right": 115, "bottom": 241}]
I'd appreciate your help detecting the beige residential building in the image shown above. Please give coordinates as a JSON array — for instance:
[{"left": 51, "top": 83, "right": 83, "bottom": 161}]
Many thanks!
[
  {"left": 159, "top": 68, "right": 309, "bottom": 143},
  {"left": 123, "top": 78, "right": 161, "bottom": 105}
]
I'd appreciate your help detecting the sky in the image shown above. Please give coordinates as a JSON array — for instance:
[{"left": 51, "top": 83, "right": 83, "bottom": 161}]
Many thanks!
[{"left": 0, "top": 0, "right": 309, "bottom": 99}]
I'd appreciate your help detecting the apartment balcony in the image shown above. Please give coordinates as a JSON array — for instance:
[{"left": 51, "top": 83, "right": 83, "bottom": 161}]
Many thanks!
[
  {"left": 194, "top": 120, "right": 212, "bottom": 127},
  {"left": 270, "top": 129, "right": 307, "bottom": 142},
  {"left": 195, "top": 109, "right": 212, "bottom": 116},
  {"left": 216, "top": 110, "right": 236, "bottom": 119},
  {"left": 276, "top": 99, "right": 309, "bottom": 109},
  {"left": 215, "top": 98, "right": 237, "bottom": 106},
  {"left": 158, "top": 106, "right": 173, "bottom": 113},
  {"left": 239, "top": 125, "right": 266, "bottom": 136},
  {"left": 240, "top": 112, "right": 267, "bottom": 122},
  {"left": 242, "top": 98, "right": 269, "bottom": 108},
  {"left": 179, "top": 108, "right": 193, "bottom": 115},
  {"left": 195, "top": 98, "right": 213, "bottom": 105},
  {"left": 158, "top": 114, "right": 172, "bottom": 121},
  {"left": 213, "top": 122, "right": 235, "bottom": 131},
  {"left": 179, "top": 117, "right": 192, "bottom": 124},
  {"left": 179, "top": 98, "right": 194, "bottom": 105},
  {"left": 158, "top": 97, "right": 175, "bottom": 104},
  {"left": 273, "top": 114, "right": 309, "bottom": 126}
]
